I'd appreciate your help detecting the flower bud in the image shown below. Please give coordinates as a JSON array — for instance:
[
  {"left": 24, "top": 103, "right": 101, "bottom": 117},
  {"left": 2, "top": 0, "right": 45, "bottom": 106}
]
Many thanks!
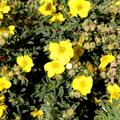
[{"left": 66, "top": 63, "right": 72, "bottom": 70}]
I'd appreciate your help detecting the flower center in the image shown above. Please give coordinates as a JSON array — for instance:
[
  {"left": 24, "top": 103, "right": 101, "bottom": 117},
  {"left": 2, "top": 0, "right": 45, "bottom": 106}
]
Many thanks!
[
  {"left": 45, "top": 3, "right": 52, "bottom": 11},
  {"left": 22, "top": 60, "right": 28, "bottom": 67},
  {"left": 52, "top": 62, "right": 59, "bottom": 69},
  {"left": 80, "top": 81, "right": 86, "bottom": 87},
  {"left": 0, "top": 81, "right": 5, "bottom": 87},
  {"left": 112, "top": 92, "right": 120, "bottom": 98},
  {"left": 58, "top": 46, "right": 65, "bottom": 54},
  {"left": 76, "top": 4, "right": 83, "bottom": 11}
]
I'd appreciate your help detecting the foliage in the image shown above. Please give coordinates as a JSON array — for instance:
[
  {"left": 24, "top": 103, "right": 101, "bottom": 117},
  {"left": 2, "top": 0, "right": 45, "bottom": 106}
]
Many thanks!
[
  {"left": 94, "top": 99, "right": 120, "bottom": 120},
  {"left": 0, "top": 0, "right": 120, "bottom": 120}
]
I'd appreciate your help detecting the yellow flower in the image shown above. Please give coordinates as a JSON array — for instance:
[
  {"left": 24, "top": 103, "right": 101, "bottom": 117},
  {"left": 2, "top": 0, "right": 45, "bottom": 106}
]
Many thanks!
[
  {"left": 0, "top": 104, "right": 7, "bottom": 118},
  {"left": 116, "top": 1, "right": 120, "bottom": 5},
  {"left": 1, "top": 5, "right": 10, "bottom": 14},
  {"left": 38, "top": 1, "right": 56, "bottom": 16},
  {"left": 0, "top": 0, "right": 10, "bottom": 13},
  {"left": 99, "top": 54, "right": 115, "bottom": 71},
  {"left": 68, "top": 0, "right": 91, "bottom": 18},
  {"left": 16, "top": 55, "right": 34, "bottom": 72},
  {"left": 49, "top": 40, "right": 74, "bottom": 65},
  {"left": 49, "top": 12, "right": 65, "bottom": 24},
  {"left": 31, "top": 109, "right": 44, "bottom": 117},
  {"left": 0, "top": 77, "right": 11, "bottom": 91},
  {"left": 8, "top": 25, "right": 15, "bottom": 35},
  {"left": 0, "top": 0, "right": 10, "bottom": 19},
  {"left": 72, "top": 75, "right": 93, "bottom": 96},
  {"left": 107, "top": 84, "right": 120, "bottom": 103},
  {"left": 44, "top": 60, "right": 65, "bottom": 78}
]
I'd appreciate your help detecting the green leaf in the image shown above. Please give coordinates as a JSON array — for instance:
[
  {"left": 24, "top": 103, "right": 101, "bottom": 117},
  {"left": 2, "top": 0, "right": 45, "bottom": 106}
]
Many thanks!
[{"left": 58, "top": 86, "right": 64, "bottom": 98}]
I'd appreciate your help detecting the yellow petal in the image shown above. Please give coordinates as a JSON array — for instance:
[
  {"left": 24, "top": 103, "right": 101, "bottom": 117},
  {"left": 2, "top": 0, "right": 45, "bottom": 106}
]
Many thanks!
[
  {"left": 48, "top": 71, "right": 55, "bottom": 78},
  {"left": 0, "top": 94, "right": 5, "bottom": 102},
  {"left": 116, "top": 1, "right": 120, "bottom": 5},
  {"left": 22, "top": 66, "right": 31, "bottom": 72},
  {"left": 17, "top": 56, "right": 22, "bottom": 64},
  {"left": 0, "top": 13, "right": 3, "bottom": 19},
  {"left": 8, "top": 25, "right": 15, "bottom": 31},
  {"left": 44, "top": 62, "right": 52, "bottom": 71},
  {"left": 49, "top": 42, "right": 59, "bottom": 52},
  {"left": 0, "top": 108, "right": 3, "bottom": 118},
  {"left": 49, "top": 12, "right": 65, "bottom": 23}
]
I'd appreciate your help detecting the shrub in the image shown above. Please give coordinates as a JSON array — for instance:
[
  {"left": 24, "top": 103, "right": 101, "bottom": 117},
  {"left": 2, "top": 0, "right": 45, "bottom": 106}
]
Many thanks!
[{"left": 0, "top": 0, "right": 120, "bottom": 120}]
